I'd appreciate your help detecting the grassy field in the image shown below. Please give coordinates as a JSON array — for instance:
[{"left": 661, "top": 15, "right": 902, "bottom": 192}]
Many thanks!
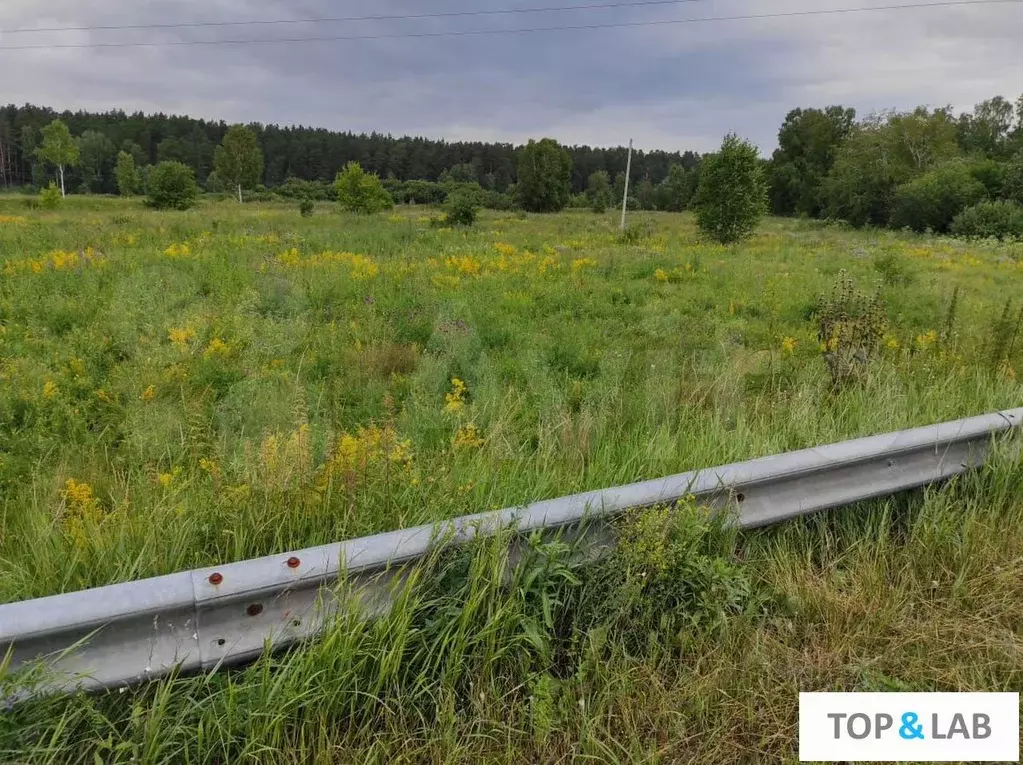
[{"left": 1, "top": 196, "right": 1022, "bottom": 763}]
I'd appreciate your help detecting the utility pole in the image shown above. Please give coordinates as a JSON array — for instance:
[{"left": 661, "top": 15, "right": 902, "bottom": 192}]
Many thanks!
[{"left": 619, "top": 138, "right": 633, "bottom": 230}]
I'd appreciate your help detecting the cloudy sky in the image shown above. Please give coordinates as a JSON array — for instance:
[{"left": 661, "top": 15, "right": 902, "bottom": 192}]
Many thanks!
[{"left": 0, "top": 0, "right": 1021, "bottom": 153}]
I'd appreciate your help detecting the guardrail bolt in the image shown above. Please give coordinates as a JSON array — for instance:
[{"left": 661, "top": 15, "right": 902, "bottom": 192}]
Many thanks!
[
  {"left": 735, "top": 492, "right": 746, "bottom": 503},
  {"left": 286, "top": 556, "right": 301, "bottom": 568},
  {"left": 247, "top": 603, "right": 264, "bottom": 617},
  {"left": 208, "top": 572, "right": 223, "bottom": 585}
]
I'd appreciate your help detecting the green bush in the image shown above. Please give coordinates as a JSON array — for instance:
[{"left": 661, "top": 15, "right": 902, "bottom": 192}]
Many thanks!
[
  {"left": 444, "top": 191, "right": 479, "bottom": 226},
  {"left": 278, "top": 177, "right": 333, "bottom": 201},
  {"left": 950, "top": 200, "right": 1023, "bottom": 240},
  {"left": 1003, "top": 150, "right": 1023, "bottom": 206},
  {"left": 889, "top": 162, "right": 986, "bottom": 233},
  {"left": 967, "top": 158, "right": 1005, "bottom": 199},
  {"left": 146, "top": 161, "right": 199, "bottom": 210},
  {"left": 402, "top": 179, "right": 447, "bottom": 205},
  {"left": 334, "top": 162, "right": 393, "bottom": 214},
  {"left": 39, "top": 182, "right": 62, "bottom": 209},
  {"left": 299, "top": 199, "right": 314, "bottom": 218},
  {"left": 694, "top": 134, "right": 767, "bottom": 244}
]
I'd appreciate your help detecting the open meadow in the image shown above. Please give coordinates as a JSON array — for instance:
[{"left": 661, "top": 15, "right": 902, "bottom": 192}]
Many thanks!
[{"left": 2, "top": 196, "right": 1023, "bottom": 762}]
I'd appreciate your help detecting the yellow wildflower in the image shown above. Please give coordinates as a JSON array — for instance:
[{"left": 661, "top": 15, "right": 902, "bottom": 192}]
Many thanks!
[
  {"left": 781, "top": 337, "right": 796, "bottom": 355},
  {"left": 494, "top": 242, "right": 517, "bottom": 257},
  {"left": 444, "top": 378, "right": 467, "bottom": 414},
  {"left": 42, "top": 380, "right": 58, "bottom": 399},
  {"left": 571, "top": 257, "right": 597, "bottom": 273},
  {"left": 453, "top": 423, "right": 485, "bottom": 450},
  {"left": 62, "top": 478, "right": 104, "bottom": 546},
  {"left": 199, "top": 458, "right": 222, "bottom": 479},
  {"left": 654, "top": 268, "right": 669, "bottom": 283},
  {"left": 445, "top": 255, "right": 482, "bottom": 276},
  {"left": 164, "top": 243, "right": 191, "bottom": 258},
  {"left": 915, "top": 330, "right": 938, "bottom": 350},
  {"left": 204, "top": 337, "right": 230, "bottom": 359},
  {"left": 168, "top": 326, "right": 195, "bottom": 349},
  {"left": 63, "top": 479, "right": 97, "bottom": 509},
  {"left": 538, "top": 255, "right": 558, "bottom": 274},
  {"left": 141, "top": 385, "right": 156, "bottom": 402},
  {"left": 885, "top": 336, "right": 900, "bottom": 350},
  {"left": 158, "top": 466, "right": 183, "bottom": 488}
]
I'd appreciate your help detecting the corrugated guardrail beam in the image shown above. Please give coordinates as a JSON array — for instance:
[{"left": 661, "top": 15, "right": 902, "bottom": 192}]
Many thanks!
[{"left": 2, "top": 407, "right": 1021, "bottom": 695}]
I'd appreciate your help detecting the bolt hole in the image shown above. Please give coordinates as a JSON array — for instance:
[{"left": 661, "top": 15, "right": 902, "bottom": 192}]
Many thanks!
[
  {"left": 735, "top": 492, "right": 746, "bottom": 503},
  {"left": 246, "top": 603, "right": 264, "bottom": 617},
  {"left": 292, "top": 619, "right": 301, "bottom": 628},
  {"left": 216, "top": 638, "right": 226, "bottom": 647}
]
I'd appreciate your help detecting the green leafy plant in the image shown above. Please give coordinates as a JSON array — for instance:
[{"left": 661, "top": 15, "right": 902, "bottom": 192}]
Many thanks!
[
  {"left": 694, "top": 133, "right": 767, "bottom": 243},
  {"left": 299, "top": 199, "right": 314, "bottom": 218},
  {"left": 579, "top": 502, "right": 751, "bottom": 643},
  {"left": 814, "top": 270, "right": 888, "bottom": 386},
  {"left": 889, "top": 162, "right": 986, "bottom": 233},
  {"left": 39, "top": 182, "right": 62, "bottom": 209},
  {"left": 334, "top": 162, "right": 393, "bottom": 214},
  {"left": 146, "top": 161, "right": 199, "bottom": 210},
  {"left": 444, "top": 190, "right": 479, "bottom": 226},
  {"left": 951, "top": 200, "right": 1023, "bottom": 240}
]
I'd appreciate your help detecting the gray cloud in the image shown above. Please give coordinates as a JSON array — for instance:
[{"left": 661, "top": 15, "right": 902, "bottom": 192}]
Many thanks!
[{"left": 1, "top": 0, "right": 1021, "bottom": 153}]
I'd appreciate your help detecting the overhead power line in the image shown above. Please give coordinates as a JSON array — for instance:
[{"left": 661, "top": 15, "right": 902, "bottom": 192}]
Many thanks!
[
  {"left": 0, "top": 0, "right": 1017, "bottom": 51},
  {"left": 2, "top": 0, "right": 718, "bottom": 35}
]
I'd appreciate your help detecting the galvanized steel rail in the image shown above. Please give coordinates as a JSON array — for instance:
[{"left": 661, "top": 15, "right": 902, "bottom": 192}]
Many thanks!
[{"left": 2, "top": 408, "right": 1021, "bottom": 695}]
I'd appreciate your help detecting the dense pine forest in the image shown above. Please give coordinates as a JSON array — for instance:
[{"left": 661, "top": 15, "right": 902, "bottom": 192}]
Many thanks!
[{"left": 0, "top": 103, "right": 698, "bottom": 195}]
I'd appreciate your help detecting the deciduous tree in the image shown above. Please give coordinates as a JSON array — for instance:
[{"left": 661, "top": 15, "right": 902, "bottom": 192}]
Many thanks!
[
  {"left": 115, "top": 151, "right": 138, "bottom": 197},
  {"left": 214, "top": 125, "right": 265, "bottom": 202},
  {"left": 35, "top": 119, "right": 79, "bottom": 197},
  {"left": 516, "top": 138, "right": 572, "bottom": 213},
  {"left": 694, "top": 134, "right": 767, "bottom": 244}
]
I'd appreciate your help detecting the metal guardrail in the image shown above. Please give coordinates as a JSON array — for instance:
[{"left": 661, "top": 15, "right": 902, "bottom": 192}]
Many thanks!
[{"left": 2, "top": 407, "right": 1021, "bottom": 696}]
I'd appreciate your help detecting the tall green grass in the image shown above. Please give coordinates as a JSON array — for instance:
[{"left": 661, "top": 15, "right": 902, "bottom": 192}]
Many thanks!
[{"left": 1, "top": 197, "right": 1021, "bottom": 762}]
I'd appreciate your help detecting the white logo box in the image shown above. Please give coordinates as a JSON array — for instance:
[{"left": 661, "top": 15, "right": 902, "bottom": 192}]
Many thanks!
[{"left": 799, "top": 692, "right": 1019, "bottom": 762}]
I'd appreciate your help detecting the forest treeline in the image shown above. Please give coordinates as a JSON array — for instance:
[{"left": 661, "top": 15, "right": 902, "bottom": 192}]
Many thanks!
[
  {"left": 2, "top": 95, "right": 1022, "bottom": 236},
  {"left": 0, "top": 103, "right": 697, "bottom": 197}
]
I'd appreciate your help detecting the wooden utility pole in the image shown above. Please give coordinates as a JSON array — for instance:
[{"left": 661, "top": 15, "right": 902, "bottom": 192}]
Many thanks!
[{"left": 619, "top": 138, "right": 633, "bottom": 230}]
